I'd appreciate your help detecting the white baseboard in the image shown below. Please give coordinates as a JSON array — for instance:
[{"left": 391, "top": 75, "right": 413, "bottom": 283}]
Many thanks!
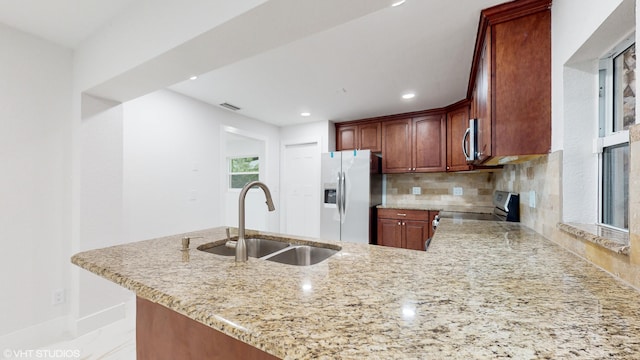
[
  {"left": 0, "top": 299, "right": 135, "bottom": 354},
  {"left": 75, "top": 302, "right": 127, "bottom": 336},
  {"left": 0, "top": 316, "right": 71, "bottom": 352}
]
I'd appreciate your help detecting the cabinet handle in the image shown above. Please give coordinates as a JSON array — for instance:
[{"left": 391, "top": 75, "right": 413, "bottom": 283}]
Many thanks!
[
  {"left": 397, "top": 222, "right": 401, "bottom": 226},
  {"left": 397, "top": 213, "right": 407, "bottom": 217},
  {"left": 402, "top": 222, "right": 406, "bottom": 226}
]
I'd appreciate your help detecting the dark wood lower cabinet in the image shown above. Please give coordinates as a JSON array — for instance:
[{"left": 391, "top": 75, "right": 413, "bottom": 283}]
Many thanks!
[
  {"left": 404, "top": 220, "right": 430, "bottom": 250},
  {"left": 136, "top": 297, "right": 278, "bottom": 360},
  {"left": 378, "top": 218, "right": 403, "bottom": 247},
  {"left": 377, "top": 209, "right": 437, "bottom": 251}
]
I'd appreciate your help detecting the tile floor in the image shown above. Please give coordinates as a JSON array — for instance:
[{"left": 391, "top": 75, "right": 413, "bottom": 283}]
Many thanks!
[{"left": 38, "top": 317, "right": 135, "bottom": 360}]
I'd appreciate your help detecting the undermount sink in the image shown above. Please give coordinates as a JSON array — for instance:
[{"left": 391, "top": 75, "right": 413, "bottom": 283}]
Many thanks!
[
  {"left": 199, "top": 237, "right": 290, "bottom": 258},
  {"left": 263, "top": 245, "right": 338, "bottom": 266},
  {"left": 199, "top": 236, "right": 340, "bottom": 266}
]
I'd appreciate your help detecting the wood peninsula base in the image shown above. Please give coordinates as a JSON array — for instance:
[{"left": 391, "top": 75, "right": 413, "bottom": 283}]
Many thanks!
[{"left": 136, "top": 297, "right": 277, "bottom": 360}]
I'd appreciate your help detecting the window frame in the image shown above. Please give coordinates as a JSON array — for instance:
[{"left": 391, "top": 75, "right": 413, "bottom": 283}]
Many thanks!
[
  {"left": 596, "top": 34, "right": 634, "bottom": 231},
  {"left": 227, "top": 155, "right": 260, "bottom": 190}
]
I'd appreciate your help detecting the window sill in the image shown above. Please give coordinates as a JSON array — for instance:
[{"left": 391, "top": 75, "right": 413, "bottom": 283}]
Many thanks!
[{"left": 558, "top": 223, "right": 630, "bottom": 255}]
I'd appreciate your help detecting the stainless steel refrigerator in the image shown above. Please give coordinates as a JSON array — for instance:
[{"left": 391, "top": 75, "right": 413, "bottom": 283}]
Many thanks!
[{"left": 320, "top": 150, "right": 382, "bottom": 244}]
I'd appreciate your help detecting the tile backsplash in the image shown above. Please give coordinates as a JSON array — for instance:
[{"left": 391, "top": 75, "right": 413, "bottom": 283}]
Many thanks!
[
  {"left": 494, "top": 151, "right": 562, "bottom": 240},
  {"left": 385, "top": 172, "right": 496, "bottom": 212}
]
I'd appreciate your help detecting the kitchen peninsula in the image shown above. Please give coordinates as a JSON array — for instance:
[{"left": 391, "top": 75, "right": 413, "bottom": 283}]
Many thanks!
[{"left": 72, "top": 221, "right": 640, "bottom": 359}]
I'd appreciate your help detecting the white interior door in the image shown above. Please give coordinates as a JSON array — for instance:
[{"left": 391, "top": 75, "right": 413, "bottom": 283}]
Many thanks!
[{"left": 283, "top": 142, "right": 320, "bottom": 238}]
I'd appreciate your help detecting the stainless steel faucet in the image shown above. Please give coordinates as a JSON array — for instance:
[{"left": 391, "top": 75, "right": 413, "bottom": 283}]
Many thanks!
[{"left": 227, "top": 181, "right": 275, "bottom": 262}]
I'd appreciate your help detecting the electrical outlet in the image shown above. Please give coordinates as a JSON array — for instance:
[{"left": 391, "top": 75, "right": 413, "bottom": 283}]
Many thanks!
[
  {"left": 529, "top": 190, "right": 536, "bottom": 208},
  {"left": 52, "top": 288, "right": 65, "bottom": 305},
  {"left": 412, "top": 187, "right": 421, "bottom": 195},
  {"left": 453, "top": 187, "right": 463, "bottom": 196}
]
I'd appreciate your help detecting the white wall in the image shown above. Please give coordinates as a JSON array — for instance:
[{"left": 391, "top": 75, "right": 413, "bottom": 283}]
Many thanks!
[
  {"left": 551, "top": 0, "right": 624, "bottom": 152},
  {"left": 552, "top": 0, "right": 634, "bottom": 223},
  {"left": 123, "top": 90, "right": 281, "bottom": 241},
  {"left": 0, "top": 23, "right": 73, "bottom": 345},
  {"left": 77, "top": 95, "right": 131, "bottom": 332},
  {"left": 280, "top": 120, "right": 333, "bottom": 153}
]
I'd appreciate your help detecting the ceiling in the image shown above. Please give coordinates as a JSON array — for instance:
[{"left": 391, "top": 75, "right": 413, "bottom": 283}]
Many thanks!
[
  {"left": 0, "top": 0, "right": 135, "bottom": 49},
  {"left": 0, "top": 0, "right": 506, "bottom": 127},
  {"left": 169, "top": 0, "right": 505, "bottom": 126}
]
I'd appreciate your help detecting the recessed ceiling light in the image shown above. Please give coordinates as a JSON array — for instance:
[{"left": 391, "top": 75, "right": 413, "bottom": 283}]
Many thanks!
[
  {"left": 189, "top": 75, "right": 198, "bottom": 80},
  {"left": 301, "top": 112, "right": 311, "bottom": 117},
  {"left": 392, "top": 0, "right": 406, "bottom": 7},
  {"left": 402, "top": 93, "right": 415, "bottom": 99}
]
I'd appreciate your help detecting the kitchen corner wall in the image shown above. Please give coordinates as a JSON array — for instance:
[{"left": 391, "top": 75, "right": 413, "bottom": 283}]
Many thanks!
[
  {"left": 494, "top": 151, "right": 563, "bottom": 240},
  {"left": 385, "top": 172, "right": 496, "bottom": 212},
  {"left": 0, "top": 23, "right": 73, "bottom": 346}
]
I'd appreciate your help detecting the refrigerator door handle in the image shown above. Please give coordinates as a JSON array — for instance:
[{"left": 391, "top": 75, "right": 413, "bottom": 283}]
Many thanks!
[
  {"left": 340, "top": 171, "right": 347, "bottom": 217},
  {"left": 336, "top": 171, "right": 343, "bottom": 217}
]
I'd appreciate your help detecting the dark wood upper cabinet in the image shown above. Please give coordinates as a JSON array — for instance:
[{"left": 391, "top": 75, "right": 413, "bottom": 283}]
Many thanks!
[
  {"left": 336, "top": 122, "right": 381, "bottom": 152},
  {"left": 413, "top": 115, "right": 446, "bottom": 172},
  {"left": 381, "top": 119, "right": 412, "bottom": 173},
  {"left": 381, "top": 114, "right": 445, "bottom": 174},
  {"left": 358, "top": 122, "right": 381, "bottom": 151},
  {"left": 446, "top": 102, "right": 473, "bottom": 172},
  {"left": 468, "top": 0, "right": 551, "bottom": 165},
  {"left": 336, "top": 125, "right": 357, "bottom": 151}
]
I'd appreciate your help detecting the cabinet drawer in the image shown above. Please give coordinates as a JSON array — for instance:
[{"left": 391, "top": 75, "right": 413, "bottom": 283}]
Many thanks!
[{"left": 378, "top": 208, "right": 430, "bottom": 221}]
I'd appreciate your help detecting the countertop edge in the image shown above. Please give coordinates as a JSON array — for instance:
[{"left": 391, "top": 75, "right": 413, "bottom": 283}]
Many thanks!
[
  {"left": 70, "top": 249, "right": 283, "bottom": 358},
  {"left": 557, "top": 223, "right": 630, "bottom": 255}
]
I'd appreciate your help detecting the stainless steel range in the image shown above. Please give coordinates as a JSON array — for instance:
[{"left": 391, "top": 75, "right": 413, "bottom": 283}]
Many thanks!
[{"left": 438, "top": 191, "right": 520, "bottom": 222}]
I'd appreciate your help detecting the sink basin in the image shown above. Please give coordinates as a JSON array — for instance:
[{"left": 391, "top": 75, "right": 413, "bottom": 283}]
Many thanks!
[
  {"left": 264, "top": 245, "right": 338, "bottom": 266},
  {"left": 200, "top": 237, "right": 290, "bottom": 258}
]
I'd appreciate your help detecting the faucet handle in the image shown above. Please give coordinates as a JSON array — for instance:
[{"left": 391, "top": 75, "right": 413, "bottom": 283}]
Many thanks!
[
  {"left": 181, "top": 236, "right": 203, "bottom": 251},
  {"left": 224, "top": 227, "right": 237, "bottom": 249}
]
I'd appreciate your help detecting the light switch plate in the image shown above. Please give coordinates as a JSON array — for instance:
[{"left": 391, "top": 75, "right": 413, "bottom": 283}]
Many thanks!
[
  {"left": 412, "top": 187, "right": 421, "bottom": 195},
  {"left": 453, "top": 187, "right": 463, "bottom": 196}
]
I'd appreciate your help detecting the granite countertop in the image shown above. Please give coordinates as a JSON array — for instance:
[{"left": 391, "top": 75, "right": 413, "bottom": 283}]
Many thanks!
[
  {"left": 558, "top": 222, "right": 630, "bottom": 255},
  {"left": 72, "top": 222, "right": 640, "bottom": 359}
]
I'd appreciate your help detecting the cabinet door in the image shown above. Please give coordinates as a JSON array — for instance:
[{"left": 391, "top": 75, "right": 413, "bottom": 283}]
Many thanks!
[
  {"left": 336, "top": 125, "right": 357, "bottom": 151},
  {"left": 493, "top": 10, "right": 551, "bottom": 157},
  {"left": 358, "top": 122, "right": 381, "bottom": 152},
  {"left": 382, "top": 119, "right": 412, "bottom": 173},
  {"left": 413, "top": 115, "right": 446, "bottom": 172},
  {"left": 377, "top": 218, "right": 402, "bottom": 248},
  {"left": 475, "top": 32, "right": 492, "bottom": 163},
  {"left": 404, "top": 220, "right": 430, "bottom": 250},
  {"left": 446, "top": 105, "right": 472, "bottom": 171}
]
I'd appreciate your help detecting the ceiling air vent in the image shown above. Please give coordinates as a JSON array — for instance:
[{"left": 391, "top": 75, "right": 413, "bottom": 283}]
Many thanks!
[{"left": 219, "top": 102, "right": 241, "bottom": 111}]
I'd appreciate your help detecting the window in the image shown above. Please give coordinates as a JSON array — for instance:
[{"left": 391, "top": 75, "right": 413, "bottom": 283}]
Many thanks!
[
  {"left": 228, "top": 156, "right": 259, "bottom": 189},
  {"left": 598, "top": 37, "right": 634, "bottom": 230}
]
